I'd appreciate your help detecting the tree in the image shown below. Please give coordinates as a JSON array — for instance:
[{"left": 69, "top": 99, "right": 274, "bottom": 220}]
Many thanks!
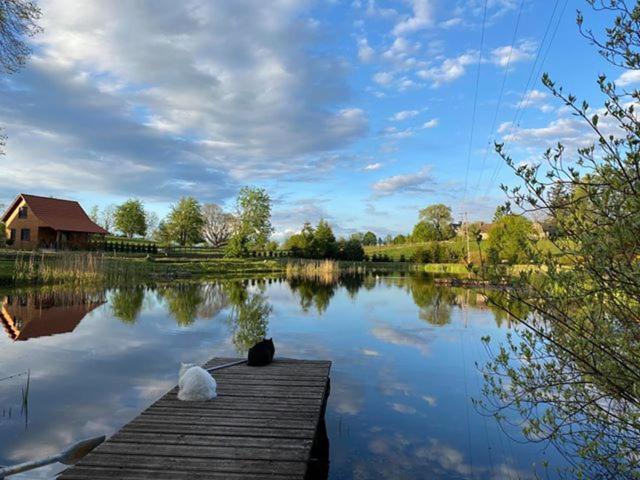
[
  {"left": 283, "top": 233, "right": 308, "bottom": 256},
  {"left": 411, "top": 221, "right": 438, "bottom": 242},
  {"left": 201, "top": 203, "right": 235, "bottom": 247},
  {"left": 0, "top": 0, "right": 41, "bottom": 155},
  {"left": 492, "top": 204, "right": 508, "bottom": 222},
  {"left": 310, "top": 219, "right": 337, "bottom": 258},
  {"left": 101, "top": 204, "right": 116, "bottom": 233},
  {"left": 89, "top": 205, "right": 100, "bottom": 224},
  {"left": 145, "top": 210, "right": 160, "bottom": 239},
  {"left": 479, "top": 3, "right": 640, "bottom": 477},
  {"left": 0, "top": 221, "right": 5, "bottom": 247},
  {"left": 485, "top": 214, "right": 533, "bottom": 265},
  {"left": 114, "top": 199, "right": 147, "bottom": 238},
  {"left": 337, "top": 237, "right": 365, "bottom": 261},
  {"left": 362, "top": 231, "right": 377, "bottom": 246},
  {"left": 392, "top": 234, "right": 407, "bottom": 245},
  {"left": 225, "top": 187, "right": 273, "bottom": 257},
  {"left": 153, "top": 220, "right": 172, "bottom": 245},
  {"left": 419, "top": 204, "right": 454, "bottom": 240},
  {"left": 166, "top": 197, "right": 204, "bottom": 246}
]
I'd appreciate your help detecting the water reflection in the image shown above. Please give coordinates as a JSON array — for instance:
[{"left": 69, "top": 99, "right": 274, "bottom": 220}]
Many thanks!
[
  {"left": 0, "top": 276, "right": 521, "bottom": 343},
  {"left": 0, "top": 274, "right": 557, "bottom": 480},
  {"left": 1, "top": 291, "right": 106, "bottom": 341}
]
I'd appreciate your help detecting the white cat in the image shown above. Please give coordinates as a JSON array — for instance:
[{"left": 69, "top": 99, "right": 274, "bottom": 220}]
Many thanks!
[{"left": 178, "top": 363, "right": 217, "bottom": 401}]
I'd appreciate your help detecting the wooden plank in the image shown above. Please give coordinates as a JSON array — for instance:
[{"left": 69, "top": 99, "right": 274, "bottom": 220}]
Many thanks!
[
  {"left": 144, "top": 406, "right": 319, "bottom": 420},
  {"left": 134, "top": 413, "right": 317, "bottom": 429},
  {"left": 60, "top": 467, "right": 299, "bottom": 480},
  {"left": 59, "top": 357, "right": 331, "bottom": 480},
  {"left": 108, "top": 432, "right": 313, "bottom": 450},
  {"left": 95, "top": 442, "right": 311, "bottom": 461},
  {"left": 120, "top": 422, "right": 314, "bottom": 439},
  {"left": 74, "top": 454, "right": 309, "bottom": 475}
]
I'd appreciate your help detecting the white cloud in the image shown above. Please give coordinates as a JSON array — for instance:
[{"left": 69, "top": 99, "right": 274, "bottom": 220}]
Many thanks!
[
  {"left": 393, "top": 0, "right": 434, "bottom": 36},
  {"left": 361, "top": 0, "right": 398, "bottom": 19},
  {"left": 501, "top": 107, "right": 625, "bottom": 153},
  {"left": 616, "top": 70, "right": 640, "bottom": 87},
  {"left": 383, "top": 126, "right": 415, "bottom": 139},
  {"left": 422, "top": 118, "right": 438, "bottom": 128},
  {"left": 440, "top": 17, "right": 462, "bottom": 28},
  {"left": 373, "top": 71, "right": 394, "bottom": 85},
  {"left": 514, "top": 89, "right": 553, "bottom": 112},
  {"left": 361, "top": 348, "right": 380, "bottom": 356},
  {"left": 490, "top": 40, "right": 536, "bottom": 67},
  {"left": 0, "top": 0, "right": 368, "bottom": 199},
  {"left": 391, "top": 402, "right": 417, "bottom": 414},
  {"left": 371, "top": 167, "right": 434, "bottom": 197},
  {"left": 357, "top": 36, "right": 375, "bottom": 63},
  {"left": 418, "top": 51, "right": 477, "bottom": 86},
  {"left": 381, "top": 37, "right": 422, "bottom": 68},
  {"left": 364, "top": 162, "right": 382, "bottom": 170},
  {"left": 390, "top": 110, "right": 419, "bottom": 121},
  {"left": 422, "top": 395, "right": 437, "bottom": 406}
]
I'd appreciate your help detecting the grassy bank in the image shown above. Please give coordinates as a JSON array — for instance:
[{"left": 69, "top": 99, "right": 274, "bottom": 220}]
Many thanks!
[
  {"left": 0, "top": 248, "right": 540, "bottom": 288},
  {"left": 365, "top": 238, "right": 563, "bottom": 264}
]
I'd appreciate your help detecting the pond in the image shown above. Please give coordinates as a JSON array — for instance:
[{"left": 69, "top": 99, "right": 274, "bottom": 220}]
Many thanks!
[{"left": 0, "top": 274, "right": 566, "bottom": 479}]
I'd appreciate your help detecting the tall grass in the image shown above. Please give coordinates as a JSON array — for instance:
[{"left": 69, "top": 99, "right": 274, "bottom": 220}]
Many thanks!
[
  {"left": 13, "top": 251, "right": 153, "bottom": 286},
  {"left": 285, "top": 259, "right": 373, "bottom": 283},
  {"left": 286, "top": 260, "right": 340, "bottom": 283}
]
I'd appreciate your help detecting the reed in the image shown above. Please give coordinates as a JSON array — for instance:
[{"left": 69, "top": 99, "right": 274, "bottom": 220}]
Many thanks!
[
  {"left": 285, "top": 260, "right": 340, "bottom": 283},
  {"left": 12, "top": 251, "right": 152, "bottom": 286},
  {"left": 284, "top": 259, "right": 374, "bottom": 284}
]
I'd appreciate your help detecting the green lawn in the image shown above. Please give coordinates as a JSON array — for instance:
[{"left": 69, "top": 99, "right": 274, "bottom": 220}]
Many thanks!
[{"left": 365, "top": 238, "right": 563, "bottom": 264}]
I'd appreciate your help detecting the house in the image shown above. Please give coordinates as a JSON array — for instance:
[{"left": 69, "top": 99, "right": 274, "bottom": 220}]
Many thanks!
[
  {"left": 1, "top": 292, "right": 106, "bottom": 341},
  {"left": 1, "top": 193, "right": 108, "bottom": 250}
]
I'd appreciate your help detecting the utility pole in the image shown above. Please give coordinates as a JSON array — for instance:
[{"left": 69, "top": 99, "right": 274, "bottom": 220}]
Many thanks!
[{"left": 464, "top": 212, "right": 470, "bottom": 265}]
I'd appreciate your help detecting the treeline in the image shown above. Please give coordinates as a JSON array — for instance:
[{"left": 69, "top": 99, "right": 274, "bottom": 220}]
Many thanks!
[
  {"left": 90, "top": 187, "right": 273, "bottom": 258},
  {"left": 283, "top": 220, "right": 366, "bottom": 261}
]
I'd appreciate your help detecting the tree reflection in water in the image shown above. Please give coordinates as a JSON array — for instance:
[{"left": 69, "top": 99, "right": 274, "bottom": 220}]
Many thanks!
[
  {"left": 110, "top": 286, "right": 145, "bottom": 324},
  {"left": 223, "top": 280, "right": 271, "bottom": 352}
]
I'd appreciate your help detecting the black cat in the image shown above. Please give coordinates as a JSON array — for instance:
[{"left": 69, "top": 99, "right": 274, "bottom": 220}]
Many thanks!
[{"left": 248, "top": 338, "right": 275, "bottom": 366}]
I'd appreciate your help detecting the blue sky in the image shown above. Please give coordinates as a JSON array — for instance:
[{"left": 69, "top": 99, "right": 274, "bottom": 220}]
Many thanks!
[{"left": 0, "top": 0, "right": 631, "bottom": 240}]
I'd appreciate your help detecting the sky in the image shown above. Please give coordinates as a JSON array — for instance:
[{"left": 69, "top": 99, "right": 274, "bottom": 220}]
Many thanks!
[{"left": 0, "top": 0, "right": 631, "bottom": 240}]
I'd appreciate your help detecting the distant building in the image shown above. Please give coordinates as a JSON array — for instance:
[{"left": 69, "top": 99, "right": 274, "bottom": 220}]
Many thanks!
[
  {"left": 1, "top": 193, "right": 108, "bottom": 250},
  {"left": 456, "top": 221, "right": 493, "bottom": 240}
]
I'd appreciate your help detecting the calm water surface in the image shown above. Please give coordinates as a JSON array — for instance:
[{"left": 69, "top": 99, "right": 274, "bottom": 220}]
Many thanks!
[{"left": 0, "top": 275, "right": 565, "bottom": 479}]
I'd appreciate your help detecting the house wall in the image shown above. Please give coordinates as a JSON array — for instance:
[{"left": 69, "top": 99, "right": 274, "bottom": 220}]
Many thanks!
[{"left": 4, "top": 198, "right": 47, "bottom": 250}]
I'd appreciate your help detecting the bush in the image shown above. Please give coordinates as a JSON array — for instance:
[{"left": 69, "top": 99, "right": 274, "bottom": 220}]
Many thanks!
[{"left": 411, "top": 242, "right": 461, "bottom": 263}]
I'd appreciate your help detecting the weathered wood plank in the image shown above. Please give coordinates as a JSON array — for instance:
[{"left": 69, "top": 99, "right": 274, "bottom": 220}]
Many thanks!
[
  {"left": 95, "top": 442, "right": 311, "bottom": 461},
  {"left": 108, "top": 432, "right": 313, "bottom": 450},
  {"left": 59, "top": 357, "right": 331, "bottom": 480},
  {"left": 74, "top": 454, "right": 309, "bottom": 475},
  {"left": 120, "top": 422, "right": 314, "bottom": 439},
  {"left": 144, "top": 406, "right": 319, "bottom": 420},
  {"left": 60, "top": 467, "right": 299, "bottom": 480},
  {"left": 134, "top": 412, "right": 317, "bottom": 429}
]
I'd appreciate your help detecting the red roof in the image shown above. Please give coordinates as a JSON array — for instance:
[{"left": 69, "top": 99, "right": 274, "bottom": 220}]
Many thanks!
[{"left": 2, "top": 194, "right": 109, "bottom": 234}]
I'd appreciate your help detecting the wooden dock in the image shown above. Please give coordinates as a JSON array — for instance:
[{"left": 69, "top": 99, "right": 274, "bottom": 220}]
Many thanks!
[{"left": 59, "top": 358, "right": 331, "bottom": 480}]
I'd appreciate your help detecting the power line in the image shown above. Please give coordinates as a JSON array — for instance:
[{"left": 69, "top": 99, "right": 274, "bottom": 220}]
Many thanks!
[
  {"left": 461, "top": 0, "right": 489, "bottom": 206},
  {"left": 483, "top": 0, "right": 564, "bottom": 197},
  {"left": 474, "top": 0, "right": 525, "bottom": 192},
  {"left": 516, "top": 0, "right": 569, "bottom": 128}
]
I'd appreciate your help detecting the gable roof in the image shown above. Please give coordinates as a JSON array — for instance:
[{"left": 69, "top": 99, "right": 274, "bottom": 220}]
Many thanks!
[{"left": 2, "top": 194, "right": 109, "bottom": 234}]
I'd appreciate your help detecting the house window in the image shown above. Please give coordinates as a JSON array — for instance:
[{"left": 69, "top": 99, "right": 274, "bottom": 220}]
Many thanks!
[
  {"left": 9, "top": 229, "right": 16, "bottom": 241},
  {"left": 20, "top": 229, "right": 30, "bottom": 241},
  {"left": 18, "top": 207, "right": 28, "bottom": 219}
]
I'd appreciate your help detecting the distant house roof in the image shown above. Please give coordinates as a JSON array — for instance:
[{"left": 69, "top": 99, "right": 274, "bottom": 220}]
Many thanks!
[
  {"left": 0, "top": 299, "right": 105, "bottom": 341},
  {"left": 1, "top": 193, "right": 108, "bottom": 234}
]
